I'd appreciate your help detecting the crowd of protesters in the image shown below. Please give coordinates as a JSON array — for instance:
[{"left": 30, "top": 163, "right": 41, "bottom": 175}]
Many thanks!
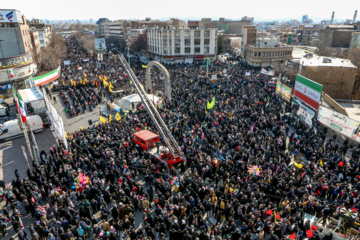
[{"left": 1, "top": 35, "right": 360, "bottom": 240}]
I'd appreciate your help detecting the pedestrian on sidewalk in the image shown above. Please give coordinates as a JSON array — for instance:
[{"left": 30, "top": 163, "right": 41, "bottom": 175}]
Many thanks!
[{"left": 53, "top": 96, "right": 57, "bottom": 104}]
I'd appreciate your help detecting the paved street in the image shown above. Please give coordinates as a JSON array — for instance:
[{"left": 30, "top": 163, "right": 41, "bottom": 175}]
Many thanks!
[{"left": 51, "top": 90, "right": 111, "bottom": 133}]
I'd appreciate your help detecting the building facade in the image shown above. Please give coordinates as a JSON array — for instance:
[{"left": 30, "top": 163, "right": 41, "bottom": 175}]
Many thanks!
[
  {"left": 147, "top": 27, "right": 217, "bottom": 64},
  {"left": 300, "top": 56, "right": 358, "bottom": 99},
  {"left": 198, "top": 17, "right": 253, "bottom": 34},
  {"left": 245, "top": 37, "right": 293, "bottom": 67},
  {"left": 318, "top": 25, "right": 356, "bottom": 48},
  {"left": 0, "top": 9, "right": 37, "bottom": 89},
  {"left": 28, "top": 19, "right": 52, "bottom": 47},
  {"left": 30, "top": 30, "right": 41, "bottom": 56}
]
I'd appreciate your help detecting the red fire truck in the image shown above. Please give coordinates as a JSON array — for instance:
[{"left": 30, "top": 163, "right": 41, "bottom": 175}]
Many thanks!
[{"left": 133, "top": 130, "right": 181, "bottom": 167}]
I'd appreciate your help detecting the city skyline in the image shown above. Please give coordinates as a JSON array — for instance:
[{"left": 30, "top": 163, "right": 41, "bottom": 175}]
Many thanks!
[{"left": 2, "top": 0, "right": 359, "bottom": 22}]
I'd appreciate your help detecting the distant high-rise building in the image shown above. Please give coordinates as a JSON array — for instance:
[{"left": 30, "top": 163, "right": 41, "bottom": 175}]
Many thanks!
[{"left": 302, "top": 15, "right": 309, "bottom": 23}]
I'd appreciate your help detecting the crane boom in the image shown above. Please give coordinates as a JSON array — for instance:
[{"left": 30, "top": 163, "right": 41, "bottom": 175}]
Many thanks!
[{"left": 119, "top": 55, "right": 181, "bottom": 159}]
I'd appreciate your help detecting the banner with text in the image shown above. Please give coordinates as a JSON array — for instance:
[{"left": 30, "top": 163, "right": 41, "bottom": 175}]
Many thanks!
[
  {"left": 318, "top": 106, "right": 360, "bottom": 140},
  {"left": 276, "top": 81, "right": 292, "bottom": 102}
]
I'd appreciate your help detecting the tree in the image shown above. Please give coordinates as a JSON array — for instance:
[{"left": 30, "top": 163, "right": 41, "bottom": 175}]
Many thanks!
[
  {"left": 130, "top": 34, "right": 147, "bottom": 53},
  {"left": 217, "top": 36, "right": 225, "bottom": 55},
  {"left": 38, "top": 34, "right": 67, "bottom": 72},
  {"left": 74, "top": 32, "right": 96, "bottom": 52}
]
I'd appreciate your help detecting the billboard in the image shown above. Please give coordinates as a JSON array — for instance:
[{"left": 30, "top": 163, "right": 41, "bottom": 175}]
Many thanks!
[
  {"left": 294, "top": 74, "right": 322, "bottom": 110},
  {"left": 318, "top": 106, "right": 360, "bottom": 140},
  {"left": 0, "top": 10, "right": 23, "bottom": 23},
  {"left": 261, "top": 68, "right": 275, "bottom": 76},
  {"left": 297, "top": 104, "right": 315, "bottom": 127},
  {"left": 276, "top": 81, "right": 292, "bottom": 102},
  {"left": 95, "top": 38, "right": 106, "bottom": 52}
]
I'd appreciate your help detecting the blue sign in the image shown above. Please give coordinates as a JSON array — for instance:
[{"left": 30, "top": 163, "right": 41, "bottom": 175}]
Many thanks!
[{"left": 0, "top": 84, "right": 11, "bottom": 90}]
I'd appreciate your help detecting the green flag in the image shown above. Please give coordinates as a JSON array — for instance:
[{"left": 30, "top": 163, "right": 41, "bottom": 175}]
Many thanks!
[{"left": 207, "top": 97, "right": 215, "bottom": 109}]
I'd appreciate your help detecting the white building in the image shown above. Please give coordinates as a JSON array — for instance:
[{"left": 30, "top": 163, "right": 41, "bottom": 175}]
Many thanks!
[
  {"left": 28, "top": 20, "right": 52, "bottom": 47},
  {"left": 126, "top": 27, "right": 145, "bottom": 40},
  {"left": 98, "top": 20, "right": 126, "bottom": 43},
  {"left": 37, "top": 26, "right": 52, "bottom": 47},
  {"left": 147, "top": 27, "right": 217, "bottom": 64}
]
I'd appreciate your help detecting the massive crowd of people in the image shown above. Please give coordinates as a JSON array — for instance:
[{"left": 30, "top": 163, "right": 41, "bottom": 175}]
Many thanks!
[{"left": 1, "top": 36, "right": 360, "bottom": 240}]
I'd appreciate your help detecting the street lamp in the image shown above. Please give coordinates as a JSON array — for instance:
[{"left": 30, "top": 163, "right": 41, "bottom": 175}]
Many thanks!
[{"left": 0, "top": 40, "right": 12, "bottom": 87}]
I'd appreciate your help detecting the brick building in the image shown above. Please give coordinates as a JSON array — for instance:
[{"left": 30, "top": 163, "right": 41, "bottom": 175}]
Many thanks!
[{"left": 300, "top": 56, "right": 358, "bottom": 99}]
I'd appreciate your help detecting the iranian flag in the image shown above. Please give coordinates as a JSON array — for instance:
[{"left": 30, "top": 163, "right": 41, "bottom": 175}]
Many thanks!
[
  {"left": 13, "top": 87, "right": 27, "bottom": 123},
  {"left": 9, "top": 69, "right": 14, "bottom": 78},
  {"left": 33, "top": 67, "right": 61, "bottom": 86}
]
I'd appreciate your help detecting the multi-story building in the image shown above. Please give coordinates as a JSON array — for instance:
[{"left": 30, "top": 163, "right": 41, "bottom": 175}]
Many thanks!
[
  {"left": 198, "top": 17, "right": 254, "bottom": 34},
  {"left": 297, "top": 24, "right": 324, "bottom": 45},
  {"left": 147, "top": 27, "right": 217, "bottom": 64},
  {"left": 244, "top": 37, "right": 293, "bottom": 67},
  {"left": 130, "top": 18, "right": 185, "bottom": 29},
  {"left": 0, "top": 9, "right": 37, "bottom": 90},
  {"left": 188, "top": 21, "right": 199, "bottom": 29},
  {"left": 300, "top": 56, "right": 358, "bottom": 99},
  {"left": 126, "top": 28, "right": 146, "bottom": 41},
  {"left": 97, "top": 20, "right": 126, "bottom": 46},
  {"left": 30, "top": 30, "right": 41, "bottom": 57},
  {"left": 28, "top": 19, "right": 52, "bottom": 48},
  {"left": 317, "top": 25, "right": 356, "bottom": 48}
]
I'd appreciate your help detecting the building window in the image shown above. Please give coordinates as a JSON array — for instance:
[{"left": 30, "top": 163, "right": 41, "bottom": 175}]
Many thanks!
[
  {"left": 262, "top": 52, "right": 265, "bottom": 57},
  {"left": 204, "top": 31, "right": 210, "bottom": 37},
  {"left": 194, "top": 31, "right": 200, "bottom": 37},
  {"left": 40, "top": 40, "right": 44, "bottom": 44},
  {"left": 175, "top": 47, "right": 181, "bottom": 53},
  {"left": 164, "top": 49, "right": 168, "bottom": 54},
  {"left": 163, "top": 40, "right": 167, "bottom": 46},
  {"left": 204, "top": 39, "right": 209, "bottom": 45},
  {"left": 195, "top": 47, "right": 200, "bottom": 53},
  {"left": 204, "top": 47, "right": 209, "bottom": 53},
  {"left": 175, "top": 39, "right": 180, "bottom": 46},
  {"left": 185, "top": 47, "right": 191, "bottom": 53},
  {"left": 185, "top": 39, "right": 191, "bottom": 45},
  {"left": 194, "top": 39, "right": 200, "bottom": 45}
]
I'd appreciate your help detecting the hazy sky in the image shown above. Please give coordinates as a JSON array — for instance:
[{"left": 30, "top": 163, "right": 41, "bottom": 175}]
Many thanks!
[{"left": 2, "top": 0, "right": 359, "bottom": 22}]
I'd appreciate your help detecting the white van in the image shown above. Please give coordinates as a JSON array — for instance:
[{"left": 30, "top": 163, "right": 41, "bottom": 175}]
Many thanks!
[
  {"left": 27, "top": 115, "right": 44, "bottom": 133},
  {"left": 0, "top": 115, "right": 44, "bottom": 142}
]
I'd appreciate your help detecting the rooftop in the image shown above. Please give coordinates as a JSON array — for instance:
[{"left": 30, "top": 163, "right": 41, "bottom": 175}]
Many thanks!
[
  {"left": 327, "top": 25, "right": 356, "bottom": 29},
  {"left": 300, "top": 56, "right": 357, "bottom": 68}
]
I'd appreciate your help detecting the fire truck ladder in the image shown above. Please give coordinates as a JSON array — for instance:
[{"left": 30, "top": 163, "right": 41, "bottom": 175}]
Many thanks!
[{"left": 119, "top": 55, "right": 181, "bottom": 159}]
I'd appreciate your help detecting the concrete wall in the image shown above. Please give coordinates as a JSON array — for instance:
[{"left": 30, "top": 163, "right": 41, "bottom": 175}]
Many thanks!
[
  {"left": 302, "top": 65, "right": 358, "bottom": 99},
  {"left": 318, "top": 28, "right": 333, "bottom": 48},
  {"left": 332, "top": 30, "right": 353, "bottom": 47},
  {"left": 0, "top": 27, "right": 26, "bottom": 58}
]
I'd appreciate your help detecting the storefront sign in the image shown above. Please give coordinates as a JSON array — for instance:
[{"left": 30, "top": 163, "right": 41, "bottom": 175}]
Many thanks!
[
  {"left": 0, "top": 54, "right": 32, "bottom": 69},
  {"left": 0, "top": 10, "right": 23, "bottom": 23}
]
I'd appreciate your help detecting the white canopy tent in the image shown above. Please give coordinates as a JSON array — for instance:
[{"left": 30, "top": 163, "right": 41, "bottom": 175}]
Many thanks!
[{"left": 115, "top": 93, "right": 160, "bottom": 111}]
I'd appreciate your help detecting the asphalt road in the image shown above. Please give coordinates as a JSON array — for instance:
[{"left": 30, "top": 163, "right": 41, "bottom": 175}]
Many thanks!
[{"left": 51, "top": 90, "right": 110, "bottom": 133}]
